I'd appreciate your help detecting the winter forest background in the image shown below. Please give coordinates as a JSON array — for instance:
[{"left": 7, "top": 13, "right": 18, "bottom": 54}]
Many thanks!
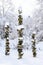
[
  {"left": 0, "top": 0, "right": 43, "bottom": 41},
  {"left": 0, "top": 0, "right": 43, "bottom": 65}
]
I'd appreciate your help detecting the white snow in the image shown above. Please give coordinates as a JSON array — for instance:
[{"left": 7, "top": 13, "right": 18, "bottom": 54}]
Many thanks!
[
  {"left": 18, "top": 37, "right": 23, "bottom": 40},
  {"left": 0, "top": 0, "right": 43, "bottom": 65},
  {"left": 5, "top": 22, "right": 9, "bottom": 27},
  {"left": 0, "top": 39, "right": 43, "bottom": 65},
  {"left": 32, "top": 31, "right": 36, "bottom": 34},
  {"left": 16, "top": 25, "right": 24, "bottom": 30}
]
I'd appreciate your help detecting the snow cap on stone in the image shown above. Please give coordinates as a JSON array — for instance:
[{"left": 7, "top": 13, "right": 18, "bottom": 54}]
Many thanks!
[
  {"left": 16, "top": 25, "right": 24, "bottom": 30},
  {"left": 33, "top": 31, "right": 36, "bottom": 34},
  {"left": 5, "top": 22, "right": 9, "bottom": 27},
  {"left": 7, "top": 37, "right": 9, "bottom": 40},
  {"left": 31, "top": 39, "right": 34, "bottom": 42},
  {"left": 18, "top": 37, "right": 23, "bottom": 40}
]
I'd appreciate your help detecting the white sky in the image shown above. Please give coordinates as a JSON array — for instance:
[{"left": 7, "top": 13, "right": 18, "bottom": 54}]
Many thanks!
[
  {"left": 12, "top": 0, "right": 38, "bottom": 17},
  {"left": 0, "top": 0, "right": 39, "bottom": 17}
]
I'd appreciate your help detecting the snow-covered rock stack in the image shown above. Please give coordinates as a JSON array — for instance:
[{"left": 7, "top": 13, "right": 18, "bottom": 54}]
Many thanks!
[
  {"left": 31, "top": 31, "right": 36, "bottom": 57},
  {"left": 5, "top": 22, "right": 10, "bottom": 55},
  {"left": 17, "top": 9, "right": 24, "bottom": 59}
]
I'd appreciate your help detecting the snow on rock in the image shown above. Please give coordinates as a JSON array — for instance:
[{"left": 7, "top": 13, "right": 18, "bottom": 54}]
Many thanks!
[
  {"left": 5, "top": 22, "right": 9, "bottom": 27},
  {"left": 32, "top": 31, "right": 36, "bottom": 34},
  {"left": 31, "top": 39, "right": 34, "bottom": 42},
  {"left": 18, "top": 37, "right": 23, "bottom": 40},
  {"left": 16, "top": 25, "right": 24, "bottom": 30}
]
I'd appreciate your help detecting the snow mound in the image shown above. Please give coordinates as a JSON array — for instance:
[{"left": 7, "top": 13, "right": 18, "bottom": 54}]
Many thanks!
[
  {"left": 5, "top": 22, "right": 9, "bottom": 27},
  {"left": 16, "top": 25, "right": 24, "bottom": 30}
]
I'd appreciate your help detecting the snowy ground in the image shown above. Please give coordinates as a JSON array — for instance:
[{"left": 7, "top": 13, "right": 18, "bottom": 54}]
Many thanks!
[{"left": 0, "top": 39, "right": 43, "bottom": 65}]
